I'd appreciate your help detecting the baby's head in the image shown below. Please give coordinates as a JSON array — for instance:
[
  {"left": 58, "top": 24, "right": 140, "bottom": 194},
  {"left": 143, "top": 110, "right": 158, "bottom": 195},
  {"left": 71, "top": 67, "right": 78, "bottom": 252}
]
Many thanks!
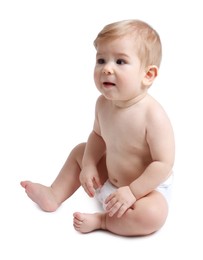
[{"left": 94, "top": 19, "right": 162, "bottom": 69}]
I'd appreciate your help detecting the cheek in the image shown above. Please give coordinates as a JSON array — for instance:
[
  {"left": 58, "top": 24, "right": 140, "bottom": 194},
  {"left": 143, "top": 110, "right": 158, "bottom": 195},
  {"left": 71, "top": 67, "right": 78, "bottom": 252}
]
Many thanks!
[
  {"left": 93, "top": 69, "right": 100, "bottom": 84},
  {"left": 119, "top": 74, "right": 134, "bottom": 88}
]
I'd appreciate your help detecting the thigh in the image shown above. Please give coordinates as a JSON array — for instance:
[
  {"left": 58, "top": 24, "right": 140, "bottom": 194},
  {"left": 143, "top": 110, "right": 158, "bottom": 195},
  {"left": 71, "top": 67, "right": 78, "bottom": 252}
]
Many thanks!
[
  {"left": 131, "top": 191, "right": 169, "bottom": 231},
  {"left": 105, "top": 190, "right": 169, "bottom": 236}
]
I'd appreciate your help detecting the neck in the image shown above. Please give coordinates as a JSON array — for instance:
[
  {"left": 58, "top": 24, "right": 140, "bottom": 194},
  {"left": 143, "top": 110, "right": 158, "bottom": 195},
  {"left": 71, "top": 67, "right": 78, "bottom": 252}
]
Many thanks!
[{"left": 112, "top": 92, "right": 147, "bottom": 108}]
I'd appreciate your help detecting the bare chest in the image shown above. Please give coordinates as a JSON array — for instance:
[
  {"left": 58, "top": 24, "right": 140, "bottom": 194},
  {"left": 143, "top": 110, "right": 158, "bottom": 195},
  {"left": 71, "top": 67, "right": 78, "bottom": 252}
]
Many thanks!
[{"left": 98, "top": 106, "right": 147, "bottom": 151}]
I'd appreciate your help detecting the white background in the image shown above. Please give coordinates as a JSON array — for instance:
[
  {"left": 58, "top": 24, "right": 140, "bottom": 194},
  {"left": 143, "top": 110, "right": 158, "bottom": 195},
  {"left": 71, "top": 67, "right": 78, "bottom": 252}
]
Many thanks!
[{"left": 0, "top": 0, "right": 202, "bottom": 259}]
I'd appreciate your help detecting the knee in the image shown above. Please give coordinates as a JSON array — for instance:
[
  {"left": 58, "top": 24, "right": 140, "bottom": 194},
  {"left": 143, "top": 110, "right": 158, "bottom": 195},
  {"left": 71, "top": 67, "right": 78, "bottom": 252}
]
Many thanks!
[
  {"left": 138, "top": 201, "right": 168, "bottom": 234},
  {"left": 70, "top": 143, "right": 86, "bottom": 163},
  {"left": 71, "top": 143, "right": 86, "bottom": 155},
  {"left": 128, "top": 196, "right": 168, "bottom": 235}
]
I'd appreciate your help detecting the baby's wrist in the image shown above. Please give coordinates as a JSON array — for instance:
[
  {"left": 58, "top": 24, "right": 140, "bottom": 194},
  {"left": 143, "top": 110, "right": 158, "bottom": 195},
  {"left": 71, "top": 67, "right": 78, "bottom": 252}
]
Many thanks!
[{"left": 128, "top": 185, "right": 137, "bottom": 201}]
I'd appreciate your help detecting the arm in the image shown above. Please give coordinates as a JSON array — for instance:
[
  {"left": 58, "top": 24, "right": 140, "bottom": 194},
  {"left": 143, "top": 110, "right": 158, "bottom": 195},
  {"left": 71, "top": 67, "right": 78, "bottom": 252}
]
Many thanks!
[
  {"left": 82, "top": 130, "right": 106, "bottom": 169},
  {"left": 80, "top": 97, "right": 106, "bottom": 197},
  {"left": 104, "top": 102, "right": 175, "bottom": 218},
  {"left": 129, "top": 105, "right": 175, "bottom": 200}
]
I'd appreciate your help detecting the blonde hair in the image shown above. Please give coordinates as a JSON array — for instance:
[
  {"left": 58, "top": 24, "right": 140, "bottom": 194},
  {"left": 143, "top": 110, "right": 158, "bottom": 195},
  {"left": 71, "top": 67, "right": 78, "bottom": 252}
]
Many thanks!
[{"left": 94, "top": 19, "right": 162, "bottom": 68}]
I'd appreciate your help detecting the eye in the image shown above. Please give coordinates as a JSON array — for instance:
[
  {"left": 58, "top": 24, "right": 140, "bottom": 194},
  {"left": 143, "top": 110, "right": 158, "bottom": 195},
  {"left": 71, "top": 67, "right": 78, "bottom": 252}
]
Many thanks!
[
  {"left": 116, "top": 59, "right": 126, "bottom": 65},
  {"left": 97, "top": 58, "right": 105, "bottom": 64}
]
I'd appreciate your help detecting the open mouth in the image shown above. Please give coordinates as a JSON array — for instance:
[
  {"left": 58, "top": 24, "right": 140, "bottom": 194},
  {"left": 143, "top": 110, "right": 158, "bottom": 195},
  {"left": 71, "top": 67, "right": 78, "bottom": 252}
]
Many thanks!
[{"left": 103, "top": 82, "right": 116, "bottom": 87}]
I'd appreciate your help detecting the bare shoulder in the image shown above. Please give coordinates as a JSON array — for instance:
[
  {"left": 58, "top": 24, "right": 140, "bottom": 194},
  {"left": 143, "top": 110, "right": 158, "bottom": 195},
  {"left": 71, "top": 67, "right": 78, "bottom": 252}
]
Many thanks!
[
  {"left": 96, "top": 95, "right": 107, "bottom": 106},
  {"left": 145, "top": 95, "right": 172, "bottom": 125},
  {"left": 145, "top": 95, "right": 175, "bottom": 145},
  {"left": 93, "top": 95, "right": 107, "bottom": 133},
  {"left": 95, "top": 95, "right": 109, "bottom": 112}
]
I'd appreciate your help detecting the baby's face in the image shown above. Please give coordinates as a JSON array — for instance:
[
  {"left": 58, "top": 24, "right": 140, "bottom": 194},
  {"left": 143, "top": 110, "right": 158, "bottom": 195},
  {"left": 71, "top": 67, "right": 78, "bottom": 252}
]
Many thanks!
[{"left": 94, "top": 35, "right": 147, "bottom": 105}]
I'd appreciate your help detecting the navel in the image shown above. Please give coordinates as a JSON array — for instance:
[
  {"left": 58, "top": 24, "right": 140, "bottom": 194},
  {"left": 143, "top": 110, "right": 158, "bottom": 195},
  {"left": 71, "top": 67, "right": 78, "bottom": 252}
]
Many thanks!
[{"left": 112, "top": 178, "right": 118, "bottom": 184}]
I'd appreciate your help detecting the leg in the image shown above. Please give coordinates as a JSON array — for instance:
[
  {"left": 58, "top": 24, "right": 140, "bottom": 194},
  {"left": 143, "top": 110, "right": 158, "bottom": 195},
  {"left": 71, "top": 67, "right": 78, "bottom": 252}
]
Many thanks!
[
  {"left": 20, "top": 143, "right": 86, "bottom": 212},
  {"left": 73, "top": 190, "right": 168, "bottom": 236}
]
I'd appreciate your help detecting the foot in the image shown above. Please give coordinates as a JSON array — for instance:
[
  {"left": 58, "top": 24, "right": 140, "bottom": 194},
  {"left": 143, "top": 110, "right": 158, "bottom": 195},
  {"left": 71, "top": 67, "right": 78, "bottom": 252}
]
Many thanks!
[
  {"left": 73, "top": 212, "right": 106, "bottom": 233},
  {"left": 20, "top": 181, "right": 60, "bottom": 212}
]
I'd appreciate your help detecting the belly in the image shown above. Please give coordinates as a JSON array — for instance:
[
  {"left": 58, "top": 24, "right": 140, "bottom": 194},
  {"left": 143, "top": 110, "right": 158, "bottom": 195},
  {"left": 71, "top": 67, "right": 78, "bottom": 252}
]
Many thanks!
[{"left": 106, "top": 152, "right": 150, "bottom": 187}]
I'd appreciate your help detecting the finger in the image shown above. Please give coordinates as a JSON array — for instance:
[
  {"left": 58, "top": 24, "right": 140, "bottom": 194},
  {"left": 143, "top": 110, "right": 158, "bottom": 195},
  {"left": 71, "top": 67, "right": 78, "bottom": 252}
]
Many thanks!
[
  {"left": 105, "top": 193, "right": 115, "bottom": 204},
  {"left": 105, "top": 197, "right": 117, "bottom": 211},
  {"left": 85, "top": 181, "right": 95, "bottom": 197},
  {"left": 93, "top": 176, "right": 102, "bottom": 189},
  {"left": 81, "top": 182, "right": 93, "bottom": 197},
  {"left": 81, "top": 184, "right": 89, "bottom": 196},
  {"left": 117, "top": 204, "right": 127, "bottom": 218},
  {"left": 108, "top": 202, "right": 121, "bottom": 217}
]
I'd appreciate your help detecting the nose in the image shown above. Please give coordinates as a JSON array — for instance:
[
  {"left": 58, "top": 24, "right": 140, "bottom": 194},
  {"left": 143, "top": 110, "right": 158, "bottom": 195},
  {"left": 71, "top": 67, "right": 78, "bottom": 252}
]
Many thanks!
[{"left": 102, "top": 64, "right": 114, "bottom": 75}]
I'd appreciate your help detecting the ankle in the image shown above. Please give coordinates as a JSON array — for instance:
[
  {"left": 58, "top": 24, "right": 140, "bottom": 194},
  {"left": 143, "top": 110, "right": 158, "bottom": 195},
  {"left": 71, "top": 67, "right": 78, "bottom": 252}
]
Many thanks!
[
  {"left": 100, "top": 213, "right": 106, "bottom": 230},
  {"left": 50, "top": 185, "right": 61, "bottom": 205}
]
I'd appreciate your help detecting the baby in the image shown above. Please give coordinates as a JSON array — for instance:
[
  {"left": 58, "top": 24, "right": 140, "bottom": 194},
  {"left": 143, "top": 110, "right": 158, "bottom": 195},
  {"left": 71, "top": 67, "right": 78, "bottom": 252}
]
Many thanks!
[{"left": 21, "top": 19, "right": 175, "bottom": 237}]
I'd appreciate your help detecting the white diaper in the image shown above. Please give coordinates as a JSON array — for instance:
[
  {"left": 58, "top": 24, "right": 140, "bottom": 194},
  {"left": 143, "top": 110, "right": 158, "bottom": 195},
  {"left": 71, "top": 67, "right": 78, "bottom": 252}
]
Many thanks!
[
  {"left": 96, "top": 180, "right": 117, "bottom": 210},
  {"left": 156, "top": 173, "right": 174, "bottom": 203},
  {"left": 96, "top": 174, "right": 174, "bottom": 210}
]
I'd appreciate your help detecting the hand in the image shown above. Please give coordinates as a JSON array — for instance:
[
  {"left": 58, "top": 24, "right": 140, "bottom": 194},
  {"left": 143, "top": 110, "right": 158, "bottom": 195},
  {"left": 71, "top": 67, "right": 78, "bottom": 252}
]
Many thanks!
[
  {"left": 79, "top": 165, "right": 101, "bottom": 197},
  {"left": 105, "top": 186, "right": 136, "bottom": 218}
]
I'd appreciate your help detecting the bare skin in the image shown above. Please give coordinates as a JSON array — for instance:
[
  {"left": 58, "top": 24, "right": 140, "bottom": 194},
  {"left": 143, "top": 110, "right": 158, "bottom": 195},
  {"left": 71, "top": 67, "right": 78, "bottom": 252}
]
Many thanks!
[
  {"left": 20, "top": 142, "right": 169, "bottom": 236},
  {"left": 21, "top": 143, "right": 84, "bottom": 212},
  {"left": 21, "top": 32, "right": 175, "bottom": 236},
  {"left": 73, "top": 212, "right": 106, "bottom": 233},
  {"left": 21, "top": 94, "right": 174, "bottom": 236},
  {"left": 73, "top": 190, "right": 168, "bottom": 236},
  {"left": 20, "top": 181, "right": 60, "bottom": 212}
]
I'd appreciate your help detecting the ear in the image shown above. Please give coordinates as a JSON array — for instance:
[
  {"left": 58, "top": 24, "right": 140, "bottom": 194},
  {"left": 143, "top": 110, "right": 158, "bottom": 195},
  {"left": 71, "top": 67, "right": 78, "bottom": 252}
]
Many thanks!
[{"left": 142, "top": 65, "right": 158, "bottom": 87}]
